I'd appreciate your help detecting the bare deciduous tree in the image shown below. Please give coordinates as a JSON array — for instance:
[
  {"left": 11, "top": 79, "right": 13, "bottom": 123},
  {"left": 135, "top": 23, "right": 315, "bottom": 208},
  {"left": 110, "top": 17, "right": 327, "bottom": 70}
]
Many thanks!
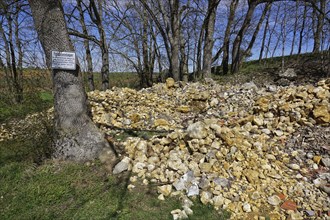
[
  {"left": 68, "top": 0, "right": 110, "bottom": 90},
  {"left": 77, "top": 0, "right": 95, "bottom": 91},
  {"left": 0, "top": 0, "right": 23, "bottom": 103}
]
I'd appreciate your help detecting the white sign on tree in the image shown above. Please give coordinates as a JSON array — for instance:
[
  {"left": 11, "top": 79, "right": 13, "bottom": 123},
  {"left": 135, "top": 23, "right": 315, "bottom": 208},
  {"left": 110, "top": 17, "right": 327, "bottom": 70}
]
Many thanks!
[{"left": 51, "top": 51, "right": 76, "bottom": 70}]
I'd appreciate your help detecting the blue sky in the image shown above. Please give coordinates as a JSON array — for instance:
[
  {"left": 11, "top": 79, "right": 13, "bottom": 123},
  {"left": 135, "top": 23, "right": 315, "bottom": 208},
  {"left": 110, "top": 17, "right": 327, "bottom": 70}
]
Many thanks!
[{"left": 0, "top": 0, "right": 329, "bottom": 72}]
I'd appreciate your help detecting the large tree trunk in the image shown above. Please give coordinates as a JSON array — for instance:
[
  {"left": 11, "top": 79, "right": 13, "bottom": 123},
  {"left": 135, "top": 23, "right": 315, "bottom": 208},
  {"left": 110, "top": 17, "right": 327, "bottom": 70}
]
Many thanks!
[
  {"left": 28, "top": 0, "right": 116, "bottom": 162},
  {"left": 201, "top": 0, "right": 220, "bottom": 78},
  {"left": 77, "top": 0, "right": 94, "bottom": 91},
  {"left": 231, "top": 2, "right": 257, "bottom": 73}
]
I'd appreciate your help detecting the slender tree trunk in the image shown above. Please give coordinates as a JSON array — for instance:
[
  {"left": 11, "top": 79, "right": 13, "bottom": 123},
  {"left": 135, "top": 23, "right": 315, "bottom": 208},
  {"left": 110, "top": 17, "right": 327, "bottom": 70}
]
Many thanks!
[
  {"left": 298, "top": 3, "right": 307, "bottom": 54},
  {"left": 259, "top": 5, "right": 271, "bottom": 62},
  {"left": 85, "top": 47, "right": 94, "bottom": 91},
  {"left": 98, "top": 14, "right": 110, "bottom": 90},
  {"left": 290, "top": 1, "right": 299, "bottom": 56},
  {"left": 267, "top": 5, "right": 280, "bottom": 58},
  {"left": 7, "top": 12, "right": 22, "bottom": 103},
  {"left": 147, "top": 29, "right": 155, "bottom": 86},
  {"left": 180, "top": 33, "right": 189, "bottom": 82},
  {"left": 138, "top": 0, "right": 181, "bottom": 81},
  {"left": 133, "top": 36, "right": 144, "bottom": 87},
  {"left": 243, "top": 3, "right": 271, "bottom": 61},
  {"left": 142, "top": 8, "right": 149, "bottom": 88},
  {"left": 202, "top": 0, "right": 220, "bottom": 78},
  {"left": 0, "top": 22, "right": 13, "bottom": 95},
  {"left": 148, "top": 39, "right": 155, "bottom": 86},
  {"left": 231, "top": 2, "right": 257, "bottom": 73},
  {"left": 28, "top": 0, "right": 116, "bottom": 162},
  {"left": 13, "top": 4, "right": 23, "bottom": 103},
  {"left": 100, "top": 46, "right": 109, "bottom": 90},
  {"left": 90, "top": 0, "right": 109, "bottom": 90},
  {"left": 281, "top": 4, "right": 288, "bottom": 72},
  {"left": 182, "top": 52, "right": 189, "bottom": 82},
  {"left": 196, "top": 28, "right": 204, "bottom": 79},
  {"left": 221, "top": 0, "right": 239, "bottom": 75},
  {"left": 77, "top": 0, "right": 94, "bottom": 91},
  {"left": 272, "top": 32, "right": 281, "bottom": 58},
  {"left": 313, "top": 0, "right": 325, "bottom": 52},
  {"left": 169, "top": 0, "right": 180, "bottom": 81},
  {"left": 0, "top": 22, "right": 11, "bottom": 73}
]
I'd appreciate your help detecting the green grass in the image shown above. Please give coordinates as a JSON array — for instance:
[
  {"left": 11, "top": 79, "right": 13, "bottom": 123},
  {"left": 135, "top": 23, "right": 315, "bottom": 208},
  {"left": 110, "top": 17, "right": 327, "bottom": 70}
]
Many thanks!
[
  {"left": 0, "top": 68, "right": 53, "bottom": 123},
  {"left": 0, "top": 135, "right": 230, "bottom": 219},
  {"left": 0, "top": 91, "right": 53, "bottom": 123}
]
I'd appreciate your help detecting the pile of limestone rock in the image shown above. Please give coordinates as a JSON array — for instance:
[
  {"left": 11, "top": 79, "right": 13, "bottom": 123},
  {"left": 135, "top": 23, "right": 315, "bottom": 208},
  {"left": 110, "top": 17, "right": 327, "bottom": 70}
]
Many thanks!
[
  {"left": 1, "top": 77, "right": 329, "bottom": 219},
  {"left": 89, "top": 78, "right": 329, "bottom": 219}
]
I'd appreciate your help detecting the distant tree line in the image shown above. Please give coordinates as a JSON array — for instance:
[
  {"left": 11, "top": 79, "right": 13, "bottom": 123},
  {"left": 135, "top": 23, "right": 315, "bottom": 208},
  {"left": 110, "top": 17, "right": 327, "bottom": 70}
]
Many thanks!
[{"left": 0, "top": 0, "right": 329, "bottom": 94}]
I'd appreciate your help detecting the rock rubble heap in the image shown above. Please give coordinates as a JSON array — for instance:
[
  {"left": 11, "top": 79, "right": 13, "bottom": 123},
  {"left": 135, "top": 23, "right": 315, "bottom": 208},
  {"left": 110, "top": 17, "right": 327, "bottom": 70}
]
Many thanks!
[
  {"left": 90, "top": 78, "right": 329, "bottom": 219},
  {"left": 1, "top": 77, "right": 329, "bottom": 219}
]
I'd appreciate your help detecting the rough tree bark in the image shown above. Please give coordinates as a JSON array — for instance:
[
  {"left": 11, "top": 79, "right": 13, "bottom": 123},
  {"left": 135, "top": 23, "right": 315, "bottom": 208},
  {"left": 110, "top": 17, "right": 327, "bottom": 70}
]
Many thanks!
[{"left": 28, "top": 0, "right": 116, "bottom": 162}]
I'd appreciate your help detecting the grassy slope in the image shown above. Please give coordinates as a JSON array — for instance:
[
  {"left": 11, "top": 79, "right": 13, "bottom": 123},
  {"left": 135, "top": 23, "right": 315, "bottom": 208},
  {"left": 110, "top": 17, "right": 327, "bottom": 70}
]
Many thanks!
[{"left": 212, "top": 52, "right": 329, "bottom": 86}]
